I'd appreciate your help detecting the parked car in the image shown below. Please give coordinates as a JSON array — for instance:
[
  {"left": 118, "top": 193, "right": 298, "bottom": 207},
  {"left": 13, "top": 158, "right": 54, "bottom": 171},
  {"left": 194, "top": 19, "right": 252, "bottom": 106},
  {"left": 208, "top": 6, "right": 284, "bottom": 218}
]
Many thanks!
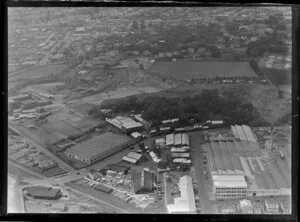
[
  {"left": 137, "top": 149, "right": 142, "bottom": 154},
  {"left": 129, "top": 146, "right": 134, "bottom": 149}
]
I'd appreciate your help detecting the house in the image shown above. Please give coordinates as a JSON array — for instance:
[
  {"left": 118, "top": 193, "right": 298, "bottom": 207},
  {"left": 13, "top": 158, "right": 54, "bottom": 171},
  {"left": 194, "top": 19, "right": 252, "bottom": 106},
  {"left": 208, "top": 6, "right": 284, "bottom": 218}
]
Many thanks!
[
  {"left": 239, "top": 199, "right": 253, "bottom": 214},
  {"left": 265, "top": 199, "right": 280, "bottom": 214},
  {"left": 88, "top": 169, "right": 103, "bottom": 180}
]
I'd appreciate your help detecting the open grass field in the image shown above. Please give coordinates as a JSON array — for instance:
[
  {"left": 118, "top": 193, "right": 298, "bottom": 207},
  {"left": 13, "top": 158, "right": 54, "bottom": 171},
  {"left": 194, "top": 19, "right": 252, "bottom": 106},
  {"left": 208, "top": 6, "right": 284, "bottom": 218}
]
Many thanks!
[
  {"left": 9, "top": 64, "right": 68, "bottom": 81},
  {"left": 149, "top": 60, "right": 257, "bottom": 81}
]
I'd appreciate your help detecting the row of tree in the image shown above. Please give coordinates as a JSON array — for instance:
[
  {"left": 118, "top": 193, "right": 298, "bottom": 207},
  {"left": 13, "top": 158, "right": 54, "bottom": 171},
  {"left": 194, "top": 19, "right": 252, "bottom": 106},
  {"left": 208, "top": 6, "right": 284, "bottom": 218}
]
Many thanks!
[{"left": 101, "top": 89, "right": 263, "bottom": 127}]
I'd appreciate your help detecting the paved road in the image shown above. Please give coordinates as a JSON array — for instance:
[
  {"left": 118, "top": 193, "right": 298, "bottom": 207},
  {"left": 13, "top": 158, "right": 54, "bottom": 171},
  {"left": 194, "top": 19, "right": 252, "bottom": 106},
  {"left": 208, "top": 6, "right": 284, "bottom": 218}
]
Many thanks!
[
  {"left": 190, "top": 132, "right": 213, "bottom": 214},
  {"left": 9, "top": 124, "right": 75, "bottom": 172}
]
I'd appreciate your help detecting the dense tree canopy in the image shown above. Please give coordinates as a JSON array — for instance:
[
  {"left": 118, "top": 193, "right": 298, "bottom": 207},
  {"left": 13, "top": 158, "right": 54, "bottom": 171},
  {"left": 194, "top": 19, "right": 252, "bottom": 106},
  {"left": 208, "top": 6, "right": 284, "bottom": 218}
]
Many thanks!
[{"left": 102, "top": 89, "right": 262, "bottom": 126}]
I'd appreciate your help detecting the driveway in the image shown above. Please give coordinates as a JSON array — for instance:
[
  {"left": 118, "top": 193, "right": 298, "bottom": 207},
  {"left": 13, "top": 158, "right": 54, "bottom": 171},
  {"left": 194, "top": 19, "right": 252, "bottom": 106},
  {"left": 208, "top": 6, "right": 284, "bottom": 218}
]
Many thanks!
[{"left": 189, "top": 132, "right": 213, "bottom": 214}]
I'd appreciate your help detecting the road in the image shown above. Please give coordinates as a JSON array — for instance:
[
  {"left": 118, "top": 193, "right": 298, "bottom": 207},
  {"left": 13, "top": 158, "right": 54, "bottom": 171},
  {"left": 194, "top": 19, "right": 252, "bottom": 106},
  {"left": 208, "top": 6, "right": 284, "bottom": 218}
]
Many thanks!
[
  {"left": 7, "top": 174, "right": 25, "bottom": 213},
  {"left": 189, "top": 131, "right": 214, "bottom": 214},
  {"left": 9, "top": 124, "right": 75, "bottom": 172}
]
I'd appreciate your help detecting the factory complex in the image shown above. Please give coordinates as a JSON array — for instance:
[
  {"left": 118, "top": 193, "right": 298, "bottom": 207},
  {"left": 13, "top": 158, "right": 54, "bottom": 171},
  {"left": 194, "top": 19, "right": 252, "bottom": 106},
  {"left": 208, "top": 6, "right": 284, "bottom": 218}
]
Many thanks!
[
  {"left": 64, "top": 132, "right": 132, "bottom": 164},
  {"left": 206, "top": 125, "right": 291, "bottom": 199}
]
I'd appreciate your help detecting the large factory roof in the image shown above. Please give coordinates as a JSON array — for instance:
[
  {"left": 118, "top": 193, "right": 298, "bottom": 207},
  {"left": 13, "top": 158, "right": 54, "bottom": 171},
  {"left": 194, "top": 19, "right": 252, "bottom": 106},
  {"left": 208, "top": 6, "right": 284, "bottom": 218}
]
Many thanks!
[
  {"left": 65, "top": 132, "right": 130, "bottom": 160},
  {"left": 212, "top": 175, "right": 247, "bottom": 188},
  {"left": 231, "top": 125, "right": 257, "bottom": 143}
]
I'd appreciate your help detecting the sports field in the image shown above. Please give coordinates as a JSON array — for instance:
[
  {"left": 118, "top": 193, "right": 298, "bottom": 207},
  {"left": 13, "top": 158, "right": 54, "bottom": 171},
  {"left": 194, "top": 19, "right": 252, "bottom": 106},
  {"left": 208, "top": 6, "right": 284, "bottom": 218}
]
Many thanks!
[
  {"left": 149, "top": 61, "right": 257, "bottom": 81},
  {"left": 9, "top": 64, "right": 68, "bottom": 81}
]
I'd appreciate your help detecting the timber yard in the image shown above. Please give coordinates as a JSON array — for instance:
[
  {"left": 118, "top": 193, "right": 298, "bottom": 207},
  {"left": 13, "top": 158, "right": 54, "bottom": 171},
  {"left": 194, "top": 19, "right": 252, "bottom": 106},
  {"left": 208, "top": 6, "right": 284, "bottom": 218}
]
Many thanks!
[{"left": 8, "top": 7, "right": 292, "bottom": 214}]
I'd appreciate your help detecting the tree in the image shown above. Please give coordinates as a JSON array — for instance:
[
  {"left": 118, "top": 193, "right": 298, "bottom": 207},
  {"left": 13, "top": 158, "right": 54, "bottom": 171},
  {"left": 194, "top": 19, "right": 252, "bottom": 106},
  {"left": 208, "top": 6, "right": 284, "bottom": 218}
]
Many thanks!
[
  {"left": 132, "top": 21, "right": 138, "bottom": 30},
  {"left": 128, "top": 95, "right": 138, "bottom": 110},
  {"left": 140, "top": 20, "right": 146, "bottom": 29},
  {"left": 103, "top": 64, "right": 110, "bottom": 70}
]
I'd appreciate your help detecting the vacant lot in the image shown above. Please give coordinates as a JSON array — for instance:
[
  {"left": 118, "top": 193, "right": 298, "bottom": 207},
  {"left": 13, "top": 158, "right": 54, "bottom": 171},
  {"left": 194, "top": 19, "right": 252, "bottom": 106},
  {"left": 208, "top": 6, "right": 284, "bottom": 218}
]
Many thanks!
[
  {"left": 9, "top": 64, "right": 68, "bottom": 81},
  {"left": 42, "top": 166, "right": 68, "bottom": 178},
  {"left": 149, "top": 61, "right": 257, "bottom": 81},
  {"left": 81, "top": 86, "right": 161, "bottom": 105}
]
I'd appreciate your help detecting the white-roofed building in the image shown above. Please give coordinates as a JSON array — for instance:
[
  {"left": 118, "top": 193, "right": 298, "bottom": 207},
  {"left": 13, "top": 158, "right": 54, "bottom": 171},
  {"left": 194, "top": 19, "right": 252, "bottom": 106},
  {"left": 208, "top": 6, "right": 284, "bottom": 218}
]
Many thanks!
[
  {"left": 239, "top": 199, "right": 253, "bottom": 214},
  {"left": 211, "top": 120, "right": 224, "bottom": 125},
  {"left": 155, "top": 138, "right": 166, "bottom": 147},
  {"left": 106, "top": 116, "right": 143, "bottom": 133},
  {"left": 171, "top": 147, "right": 188, "bottom": 152},
  {"left": 174, "top": 134, "right": 182, "bottom": 146},
  {"left": 173, "top": 158, "right": 191, "bottom": 164},
  {"left": 166, "top": 175, "right": 196, "bottom": 214},
  {"left": 235, "top": 125, "right": 248, "bottom": 141},
  {"left": 181, "top": 133, "right": 189, "bottom": 146},
  {"left": 149, "top": 151, "right": 161, "bottom": 163},
  {"left": 241, "top": 125, "right": 257, "bottom": 143},
  {"left": 166, "top": 134, "right": 175, "bottom": 146},
  {"left": 127, "top": 152, "right": 142, "bottom": 161},
  {"left": 131, "top": 132, "right": 142, "bottom": 139},
  {"left": 172, "top": 153, "right": 190, "bottom": 158},
  {"left": 122, "top": 156, "right": 138, "bottom": 164},
  {"left": 231, "top": 125, "right": 257, "bottom": 143},
  {"left": 212, "top": 175, "right": 247, "bottom": 199},
  {"left": 231, "top": 125, "right": 239, "bottom": 139}
]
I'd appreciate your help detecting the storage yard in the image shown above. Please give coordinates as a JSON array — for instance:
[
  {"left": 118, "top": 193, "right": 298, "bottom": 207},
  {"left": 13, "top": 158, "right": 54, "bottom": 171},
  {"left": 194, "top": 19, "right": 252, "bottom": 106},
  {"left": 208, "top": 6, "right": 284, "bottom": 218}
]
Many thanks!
[{"left": 8, "top": 134, "right": 67, "bottom": 178}]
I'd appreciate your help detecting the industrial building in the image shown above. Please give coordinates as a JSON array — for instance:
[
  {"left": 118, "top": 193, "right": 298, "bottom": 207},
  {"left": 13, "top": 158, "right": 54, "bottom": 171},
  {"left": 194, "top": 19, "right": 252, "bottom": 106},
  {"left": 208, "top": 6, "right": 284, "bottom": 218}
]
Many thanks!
[
  {"left": 212, "top": 175, "right": 248, "bottom": 199},
  {"left": 122, "top": 151, "right": 142, "bottom": 165},
  {"left": 105, "top": 163, "right": 130, "bottom": 174},
  {"left": 25, "top": 186, "right": 62, "bottom": 200},
  {"left": 166, "top": 175, "right": 196, "bottom": 214},
  {"left": 106, "top": 116, "right": 143, "bottom": 133},
  {"left": 231, "top": 125, "right": 257, "bottom": 142},
  {"left": 132, "top": 170, "right": 155, "bottom": 194},
  {"left": 165, "top": 133, "right": 189, "bottom": 147},
  {"left": 207, "top": 127, "right": 291, "bottom": 199},
  {"left": 65, "top": 132, "right": 131, "bottom": 164}
]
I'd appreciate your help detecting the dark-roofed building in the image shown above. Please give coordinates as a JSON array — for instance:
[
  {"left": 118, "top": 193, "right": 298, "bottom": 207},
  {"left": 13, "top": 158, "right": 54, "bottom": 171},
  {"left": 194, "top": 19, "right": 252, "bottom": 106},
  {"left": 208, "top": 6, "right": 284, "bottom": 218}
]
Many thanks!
[
  {"left": 105, "top": 163, "right": 130, "bottom": 174},
  {"left": 94, "top": 183, "right": 113, "bottom": 194},
  {"left": 10, "top": 94, "right": 31, "bottom": 102},
  {"left": 132, "top": 170, "right": 155, "bottom": 194},
  {"left": 21, "top": 100, "right": 38, "bottom": 110},
  {"left": 65, "top": 132, "right": 131, "bottom": 164},
  {"left": 26, "top": 186, "right": 62, "bottom": 200}
]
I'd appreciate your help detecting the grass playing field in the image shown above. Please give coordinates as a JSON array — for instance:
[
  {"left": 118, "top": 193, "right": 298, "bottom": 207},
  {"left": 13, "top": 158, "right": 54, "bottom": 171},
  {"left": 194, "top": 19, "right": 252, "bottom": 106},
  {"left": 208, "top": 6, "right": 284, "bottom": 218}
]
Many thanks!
[{"left": 149, "top": 60, "right": 257, "bottom": 81}]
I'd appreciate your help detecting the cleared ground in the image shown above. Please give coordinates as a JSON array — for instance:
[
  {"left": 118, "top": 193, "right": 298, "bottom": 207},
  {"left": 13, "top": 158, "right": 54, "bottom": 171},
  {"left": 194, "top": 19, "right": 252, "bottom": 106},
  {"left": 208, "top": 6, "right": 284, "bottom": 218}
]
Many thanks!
[
  {"left": 80, "top": 86, "right": 162, "bottom": 105},
  {"left": 149, "top": 61, "right": 257, "bottom": 81},
  {"left": 9, "top": 64, "right": 68, "bottom": 81}
]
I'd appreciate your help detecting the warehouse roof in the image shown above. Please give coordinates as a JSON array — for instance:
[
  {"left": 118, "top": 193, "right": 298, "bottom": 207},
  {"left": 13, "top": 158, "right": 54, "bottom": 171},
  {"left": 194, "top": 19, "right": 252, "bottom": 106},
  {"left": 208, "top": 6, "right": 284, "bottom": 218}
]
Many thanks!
[
  {"left": 166, "top": 175, "right": 196, "bottom": 214},
  {"left": 65, "top": 132, "right": 131, "bottom": 160},
  {"left": 127, "top": 152, "right": 142, "bottom": 160},
  {"left": 172, "top": 153, "right": 190, "bottom": 158},
  {"left": 181, "top": 133, "right": 189, "bottom": 145},
  {"left": 174, "top": 134, "right": 182, "bottom": 145},
  {"left": 122, "top": 156, "right": 137, "bottom": 164},
  {"left": 212, "top": 175, "right": 247, "bottom": 188},
  {"left": 26, "top": 186, "right": 61, "bottom": 198},
  {"left": 132, "top": 170, "right": 154, "bottom": 193},
  {"left": 166, "top": 134, "right": 174, "bottom": 146}
]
